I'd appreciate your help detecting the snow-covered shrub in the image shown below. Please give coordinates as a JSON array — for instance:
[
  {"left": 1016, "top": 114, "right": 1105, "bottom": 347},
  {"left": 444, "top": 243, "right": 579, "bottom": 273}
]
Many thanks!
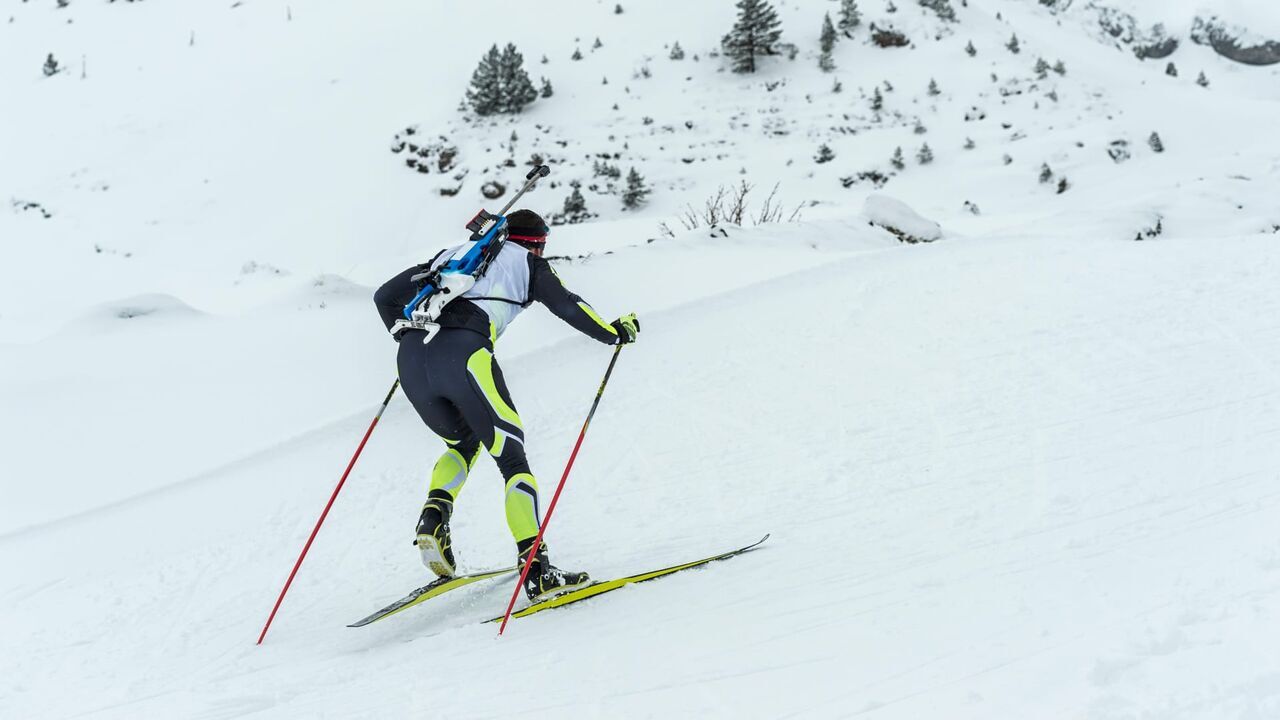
[
  {"left": 481, "top": 181, "right": 506, "bottom": 199},
  {"left": 815, "top": 144, "right": 835, "bottom": 164},
  {"left": 864, "top": 195, "right": 941, "bottom": 243},
  {"left": 670, "top": 42, "right": 685, "bottom": 60},
  {"left": 1107, "top": 140, "right": 1131, "bottom": 163},
  {"left": 43, "top": 53, "right": 59, "bottom": 77},
  {"left": 1006, "top": 33, "right": 1021, "bottom": 54},
  {"left": 916, "top": 143, "right": 934, "bottom": 164},
  {"left": 891, "top": 147, "right": 905, "bottom": 170},
  {"left": 1134, "top": 216, "right": 1163, "bottom": 241},
  {"left": 840, "top": 170, "right": 890, "bottom": 188},
  {"left": 593, "top": 159, "right": 622, "bottom": 180},
  {"left": 919, "top": 0, "right": 956, "bottom": 23},
  {"left": 1148, "top": 132, "right": 1165, "bottom": 153}
]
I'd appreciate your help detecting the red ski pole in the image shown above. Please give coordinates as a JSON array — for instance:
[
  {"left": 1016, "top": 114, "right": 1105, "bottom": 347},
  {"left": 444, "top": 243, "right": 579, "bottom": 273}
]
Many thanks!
[
  {"left": 256, "top": 379, "right": 400, "bottom": 645},
  {"left": 498, "top": 345, "right": 624, "bottom": 635}
]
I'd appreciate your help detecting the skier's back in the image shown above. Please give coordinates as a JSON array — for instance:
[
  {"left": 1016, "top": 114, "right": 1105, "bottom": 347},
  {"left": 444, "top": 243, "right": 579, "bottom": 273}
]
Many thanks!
[{"left": 374, "top": 209, "right": 639, "bottom": 601}]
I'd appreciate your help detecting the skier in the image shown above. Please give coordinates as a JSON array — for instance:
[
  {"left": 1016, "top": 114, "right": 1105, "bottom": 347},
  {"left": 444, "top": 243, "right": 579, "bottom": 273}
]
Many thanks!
[{"left": 374, "top": 209, "right": 639, "bottom": 601}]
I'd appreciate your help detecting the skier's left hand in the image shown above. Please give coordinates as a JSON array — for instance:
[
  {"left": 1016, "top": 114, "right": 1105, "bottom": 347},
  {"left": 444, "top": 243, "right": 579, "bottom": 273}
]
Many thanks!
[{"left": 611, "top": 313, "right": 640, "bottom": 344}]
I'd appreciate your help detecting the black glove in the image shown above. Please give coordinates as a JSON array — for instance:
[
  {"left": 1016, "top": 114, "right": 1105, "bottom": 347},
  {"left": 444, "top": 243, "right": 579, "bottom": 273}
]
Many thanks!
[{"left": 611, "top": 313, "right": 640, "bottom": 344}]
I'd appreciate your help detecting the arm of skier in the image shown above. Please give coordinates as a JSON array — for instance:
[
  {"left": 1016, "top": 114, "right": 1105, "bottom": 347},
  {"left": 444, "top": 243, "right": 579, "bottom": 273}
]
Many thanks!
[
  {"left": 527, "top": 255, "right": 637, "bottom": 345},
  {"left": 373, "top": 264, "right": 428, "bottom": 333}
]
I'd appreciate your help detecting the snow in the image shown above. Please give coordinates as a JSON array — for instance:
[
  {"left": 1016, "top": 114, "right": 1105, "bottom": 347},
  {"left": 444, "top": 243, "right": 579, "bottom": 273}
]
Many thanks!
[{"left": 3, "top": 0, "right": 1280, "bottom": 718}]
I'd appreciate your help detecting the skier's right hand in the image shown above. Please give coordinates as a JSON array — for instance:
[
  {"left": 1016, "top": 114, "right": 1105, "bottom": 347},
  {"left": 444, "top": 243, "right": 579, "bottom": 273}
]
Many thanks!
[{"left": 611, "top": 313, "right": 640, "bottom": 344}]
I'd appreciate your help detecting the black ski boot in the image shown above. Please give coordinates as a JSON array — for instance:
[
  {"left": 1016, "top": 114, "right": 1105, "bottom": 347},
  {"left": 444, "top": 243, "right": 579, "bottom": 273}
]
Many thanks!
[
  {"left": 517, "top": 538, "right": 590, "bottom": 602},
  {"left": 414, "top": 493, "right": 455, "bottom": 578}
]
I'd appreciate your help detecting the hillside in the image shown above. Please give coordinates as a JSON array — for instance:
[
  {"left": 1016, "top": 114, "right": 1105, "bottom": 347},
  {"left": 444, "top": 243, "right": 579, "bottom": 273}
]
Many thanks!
[{"left": 2, "top": 1, "right": 1280, "bottom": 718}]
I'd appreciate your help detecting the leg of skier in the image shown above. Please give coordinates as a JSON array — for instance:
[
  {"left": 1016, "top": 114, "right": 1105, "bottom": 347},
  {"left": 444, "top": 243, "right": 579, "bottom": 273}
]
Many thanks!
[
  {"left": 398, "top": 328, "right": 588, "bottom": 597},
  {"left": 435, "top": 330, "right": 590, "bottom": 600},
  {"left": 397, "top": 334, "right": 485, "bottom": 578}
]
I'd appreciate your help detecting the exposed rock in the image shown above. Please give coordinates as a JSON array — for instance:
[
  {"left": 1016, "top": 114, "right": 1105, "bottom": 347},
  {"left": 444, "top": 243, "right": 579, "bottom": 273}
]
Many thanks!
[{"left": 1191, "top": 16, "right": 1280, "bottom": 66}]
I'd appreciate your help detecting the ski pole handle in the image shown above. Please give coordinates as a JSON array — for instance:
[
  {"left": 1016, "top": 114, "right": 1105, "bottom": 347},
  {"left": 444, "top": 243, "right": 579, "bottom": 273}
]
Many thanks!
[{"left": 496, "top": 164, "right": 551, "bottom": 217}]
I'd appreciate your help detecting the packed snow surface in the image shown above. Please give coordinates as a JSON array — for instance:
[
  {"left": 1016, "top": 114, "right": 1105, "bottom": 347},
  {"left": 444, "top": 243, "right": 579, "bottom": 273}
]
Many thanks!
[{"left": 3, "top": 0, "right": 1280, "bottom": 718}]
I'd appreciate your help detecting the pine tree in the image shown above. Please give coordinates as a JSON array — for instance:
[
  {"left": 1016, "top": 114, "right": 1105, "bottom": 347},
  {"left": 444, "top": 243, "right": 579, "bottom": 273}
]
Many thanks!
[
  {"left": 465, "top": 45, "right": 503, "bottom": 115},
  {"left": 572, "top": 47, "right": 584, "bottom": 61},
  {"left": 838, "top": 0, "right": 861, "bottom": 38},
  {"left": 1165, "top": 62, "right": 1178, "bottom": 77},
  {"left": 919, "top": 0, "right": 956, "bottom": 22},
  {"left": 498, "top": 43, "right": 538, "bottom": 113},
  {"left": 1052, "top": 59, "right": 1066, "bottom": 75},
  {"left": 891, "top": 146, "right": 905, "bottom": 170},
  {"left": 1039, "top": 163, "right": 1054, "bottom": 183},
  {"left": 593, "top": 37, "right": 604, "bottom": 50},
  {"left": 540, "top": 77, "right": 554, "bottom": 98},
  {"left": 815, "top": 144, "right": 835, "bottom": 164},
  {"left": 721, "top": 0, "right": 784, "bottom": 74},
  {"left": 1034, "top": 57, "right": 1051, "bottom": 79},
  {"left": 42, "top": 53, "right": 59, "bottom": 77},
  {"left": 927, "top": 78, "right": 940, "bottom": 96},
  {"left": 870, "top": 86, "right": 884, "bottom": 111},
  {"left": 1148, "top": 131, "right": 1165, "bottom": 153},
  {"left": 615, "top": 3, "right": 624, "bottom": 13},
  {"left": 965, "top": 40, "right": 976, "bottom": 57},
  {"left": 917, "top": 143, "right": 934, "bottom": 164},
  {"left": 466, "top": 44, "right": 538, "bottom": 115},
  {"left": 556, "top": 183, "right": 596, "bottom": 225},
  {"left": 1196, "top": 71, "right": 1209, "bottom": 87},
  {"left": 963, "top": 137, "right": 976, "bottom": 150},
  {"left": 565, "top": 185, "right": 587, "bottom": 215},
  {"left": 1006, "top": 33, "right": 1020, "bottom": 54},
  {"left": 832, "top": 78, "right": 843, "bottom": 93},
  {"left": 670, "top": 42, "right": 685, "bottom": 60},
  {"left": 622, "top": 167, "right": 650, "bottom": 209},
  {"left": 819, "top": 13, "right": 837, "bottom": 72}
]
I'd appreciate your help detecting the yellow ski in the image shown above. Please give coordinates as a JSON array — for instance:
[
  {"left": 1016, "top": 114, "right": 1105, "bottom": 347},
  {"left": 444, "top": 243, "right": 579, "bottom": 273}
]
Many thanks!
[
  {"left": 350, "top": 566, "right": 517, "bottom": 627},
  {"left": 487, "top": 535, "right": 769, "bottom": 624}
]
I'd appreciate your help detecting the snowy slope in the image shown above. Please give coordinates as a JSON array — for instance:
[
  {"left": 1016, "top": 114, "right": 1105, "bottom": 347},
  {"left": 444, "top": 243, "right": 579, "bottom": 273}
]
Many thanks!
[{"left": 4, "top": 0, "right": 1280, "bottom": 717}]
